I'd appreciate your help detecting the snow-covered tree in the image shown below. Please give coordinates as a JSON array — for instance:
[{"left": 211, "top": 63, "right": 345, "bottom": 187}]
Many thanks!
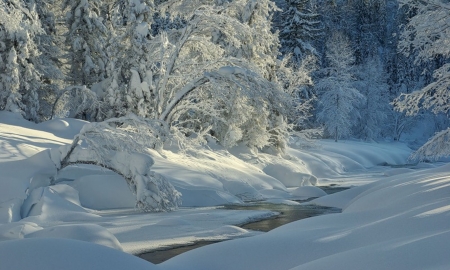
[
  {"left": 316, "top": 32, "right": 364, "bottom": 142},
  {"left": 0, "top": 0, "right": 44, "bottom": 122},
  {"left": 396, "top": 0, "right": 450, "bottom": 160},
  {"left": 30, "top": 0, "right": 63, "bottom": 120},
  {"left": 94, "top": 0, "right": 291, "bottom": 150},
  {"left": 278, "top": 0, "right": 322, "bottom": 66},
  {"left": 354, "top": 57, "right": 390, "bottom": 141},
  {"left": 276, "top": 54, "right": 317, "bottom": 129},
  {"left": 55, "top": 115, "right": 181, "bottom": 211},
  {"left": 63, "top": 0, "right": 108, "bottom": 87}
]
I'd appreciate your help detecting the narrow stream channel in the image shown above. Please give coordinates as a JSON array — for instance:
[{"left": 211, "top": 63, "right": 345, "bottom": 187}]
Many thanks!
[{"left": 138, "top": 186, "right": 346, "bottom": 264}]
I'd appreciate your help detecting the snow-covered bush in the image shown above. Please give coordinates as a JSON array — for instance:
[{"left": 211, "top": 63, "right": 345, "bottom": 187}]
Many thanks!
[
  {"left": 410, "top": 128, "right": 450, "bottom": 161},
  {"left": 53, "top": 115, "right": 181, "bottom": 211}
]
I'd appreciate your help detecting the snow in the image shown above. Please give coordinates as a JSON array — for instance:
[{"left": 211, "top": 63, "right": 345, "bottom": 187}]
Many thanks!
[
  {"left": 160, "top": 164, "right": 450, "bottom": 270},
  {"left": 71, "top": 174, "right": 136, "bottom": 210},
  {"left": 0, "top": 238, "right": 154, "bottom": 270},
  {"left": 290, "top": 186, "right": 327, "bottom": 199},
  {"left": 2, "top": 111, "right": 450, "bottom": 269}
]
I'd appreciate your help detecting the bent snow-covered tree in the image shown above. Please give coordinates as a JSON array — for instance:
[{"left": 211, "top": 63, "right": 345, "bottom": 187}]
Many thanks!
[
  {"left": 52, "top": 115, "right": 181, "bottom": 212},
  {"left": 396, "top": 0, "right": 450, "bottom": 160}
]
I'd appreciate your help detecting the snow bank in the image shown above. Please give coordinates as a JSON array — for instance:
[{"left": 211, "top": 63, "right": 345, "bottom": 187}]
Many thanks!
[
  {"left": 0, "top": 199, "right": 22, "bottom": 223},
  {"left": 0, "top": 238, "right": 154, "bottom": 270},
  {"left": 160, "top": 164, "right": 450, "bottom": 270},
  {"left": 0, "top": 111, "right": 82, "bottom": 161},
  {"left": 71, "top": 174, "right": 136, "bottom": 210},
  {"left": 36, "top": 118, "right": 88, "bottom": 140},
  {"left": 3, "top": 112, "right": 430, "bottom": 269},
  {"left": 290, "top": 186, "right": 327, "bottom": 199},
  {"left": 25, "top": 224, "right": 123, "bottom": 250}
]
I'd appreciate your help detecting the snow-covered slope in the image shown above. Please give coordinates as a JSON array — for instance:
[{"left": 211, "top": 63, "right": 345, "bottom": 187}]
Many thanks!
[
  {"left": 4, "top": 112, "right": 446, "bottom": 270},
  {"left": 160, "top": 164, "right": 450, "bottom": 270}
]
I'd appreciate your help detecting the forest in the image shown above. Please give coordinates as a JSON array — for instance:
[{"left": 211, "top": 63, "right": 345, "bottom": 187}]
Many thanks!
[{"left": 0, "top": 0, "right": 449, "bottom": 158}]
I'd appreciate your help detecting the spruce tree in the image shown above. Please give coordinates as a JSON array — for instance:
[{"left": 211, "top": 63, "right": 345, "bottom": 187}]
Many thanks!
[{"left": 279, "top": 0, "right": 322, "bottom": 66}]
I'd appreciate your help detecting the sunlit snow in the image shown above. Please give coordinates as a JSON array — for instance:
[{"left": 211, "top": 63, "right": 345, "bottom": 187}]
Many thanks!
[{"left": 1, "top": 111, "right": 449, "bottom": 269}]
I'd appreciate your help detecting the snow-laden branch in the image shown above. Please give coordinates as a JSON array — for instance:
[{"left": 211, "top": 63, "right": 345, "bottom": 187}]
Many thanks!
[
  {"left": 54, "top": 115, "right": 180, "bottom": 212},
  {"left": 159, "top": 76, "right": 210, "bottom": 122}
]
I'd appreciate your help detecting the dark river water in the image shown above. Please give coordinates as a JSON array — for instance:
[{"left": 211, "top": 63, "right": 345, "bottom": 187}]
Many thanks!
[{"left": 138, "top": 186, "right": 346, "bottom": 264}]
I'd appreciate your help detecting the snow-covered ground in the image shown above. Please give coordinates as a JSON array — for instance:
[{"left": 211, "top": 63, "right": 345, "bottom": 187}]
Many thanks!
[{"left": 1, "top": 111, "right": 449, "bottom": 269}]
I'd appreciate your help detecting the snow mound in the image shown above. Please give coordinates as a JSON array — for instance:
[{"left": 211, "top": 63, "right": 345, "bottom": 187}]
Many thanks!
[
  {"left": 263, "top": 164, "right": 317, "bottom": 187},
  {"left": 0, "top": 222, "right": 41, "bottom": 241},
  {"left": 25, "top": 224, "right": 123, "bottom": 250},
  {"left": 160, "top": 164, "right": 450, "bottom": 270},
  {"left": 71, "top": 174, "right": 136, "bottom": 210},
  {"left": 0, "top": 238, "right": 155, "bottom": 270},
  {"left": 37, "top": 118, "right": 88, "bottom": 139},
  {"left": 21, "top": 185, "right": 99, "bottom": 222},
  {"left": 0, "top": 199, "right": 22, "bottom": 224},
  {"left": 172, "top": 186, "right": 242, "bottom": 207},
  {"left": 290, "top": 186, "right": 327, "bottom": 199}
]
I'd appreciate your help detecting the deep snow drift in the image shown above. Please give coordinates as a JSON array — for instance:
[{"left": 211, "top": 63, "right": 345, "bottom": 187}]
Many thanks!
[{"left": 1, "top": 111, "right": 448, "bottom": 269}]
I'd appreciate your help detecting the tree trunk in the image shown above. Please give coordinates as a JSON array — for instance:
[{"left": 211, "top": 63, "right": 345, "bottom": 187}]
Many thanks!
[{"left": 335, "top": 126, "right": 338, "bottom": 142}]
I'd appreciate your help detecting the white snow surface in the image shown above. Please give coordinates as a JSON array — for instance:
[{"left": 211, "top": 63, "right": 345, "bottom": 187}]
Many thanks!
[{"left": 1, "top": 111, "right": 449, "bottom": 269}]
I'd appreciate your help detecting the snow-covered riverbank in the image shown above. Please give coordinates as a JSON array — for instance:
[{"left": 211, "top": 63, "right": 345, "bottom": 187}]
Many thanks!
[{"left": 2, "top": 112, "right": 448, "bottom": 269}]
